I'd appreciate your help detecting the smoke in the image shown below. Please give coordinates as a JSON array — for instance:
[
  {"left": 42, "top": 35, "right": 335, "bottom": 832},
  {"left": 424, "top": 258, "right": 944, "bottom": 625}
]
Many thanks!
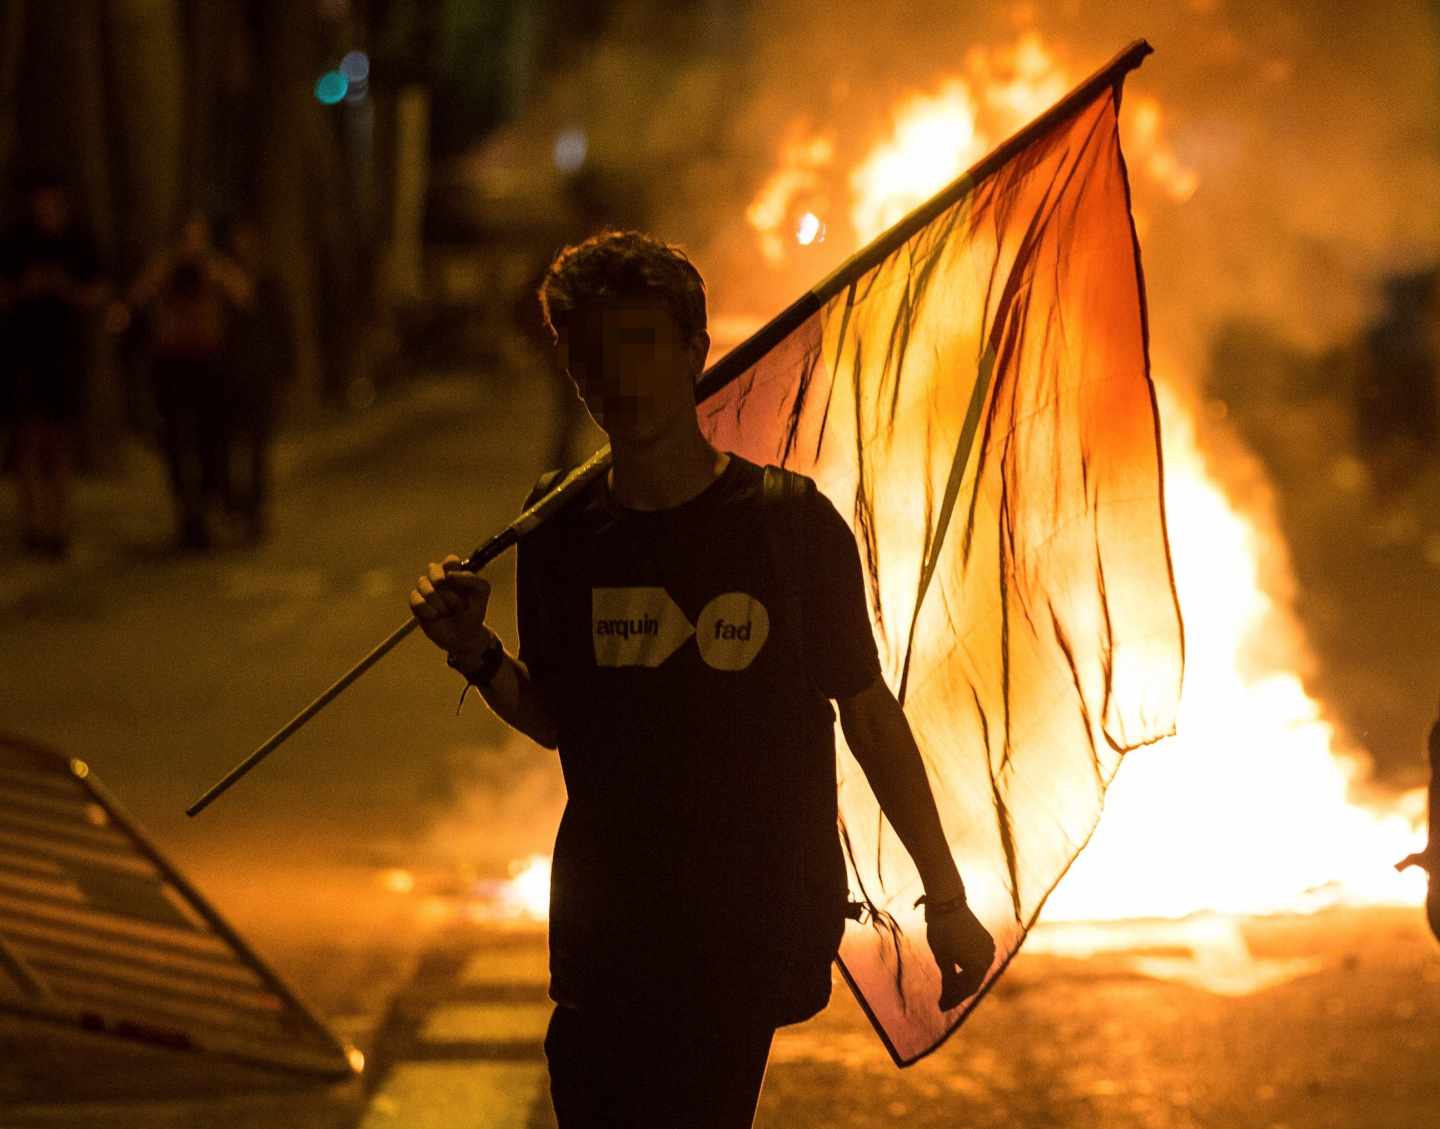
[{"left": 419, "top": 731, "right": 568, "bottom": 871}]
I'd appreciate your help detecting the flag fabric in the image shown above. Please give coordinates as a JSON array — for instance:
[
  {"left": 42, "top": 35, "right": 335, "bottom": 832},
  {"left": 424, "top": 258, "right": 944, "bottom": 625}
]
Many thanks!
[{"left": 698, "top": 41, "right": 1184, "bottom": 1065}]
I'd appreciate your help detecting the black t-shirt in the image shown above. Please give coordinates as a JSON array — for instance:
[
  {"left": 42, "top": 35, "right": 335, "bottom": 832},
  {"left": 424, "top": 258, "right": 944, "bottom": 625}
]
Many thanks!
[{"left": 517, "top": 453, "right": 881, "bottom": 1024}]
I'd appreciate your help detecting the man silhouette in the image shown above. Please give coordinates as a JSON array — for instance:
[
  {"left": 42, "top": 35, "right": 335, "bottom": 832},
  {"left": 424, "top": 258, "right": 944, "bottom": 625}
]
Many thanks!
[{"left": 410, "top": 230, "right": 994, "bottom": 1127}]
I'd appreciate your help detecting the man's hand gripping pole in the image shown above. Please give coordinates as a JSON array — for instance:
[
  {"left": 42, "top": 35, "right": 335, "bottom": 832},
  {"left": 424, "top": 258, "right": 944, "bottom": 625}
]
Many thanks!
[{"left": 185, "top": 447, "right": 613, "bottom": 817}]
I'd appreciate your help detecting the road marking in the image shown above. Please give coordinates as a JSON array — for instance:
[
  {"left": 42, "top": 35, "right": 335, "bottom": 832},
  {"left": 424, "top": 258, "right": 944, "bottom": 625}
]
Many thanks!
[
  {"left": 458, "top": 947, "right": 548, "bottom": 986},
  {"left": 420, "top": 1001, "right": 552, "bottom": 1044},
  {"left": 358, "top": 1061, "right": 548, "bottom": 1129},
  {"left": 359, "top": 934, "right": 556, "bottom": 1126}
]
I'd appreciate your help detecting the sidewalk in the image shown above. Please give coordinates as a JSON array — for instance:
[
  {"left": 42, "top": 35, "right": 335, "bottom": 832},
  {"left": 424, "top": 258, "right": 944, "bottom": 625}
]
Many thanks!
[{"left": 0, "top": 372, "right": 503, "bottom": 616}]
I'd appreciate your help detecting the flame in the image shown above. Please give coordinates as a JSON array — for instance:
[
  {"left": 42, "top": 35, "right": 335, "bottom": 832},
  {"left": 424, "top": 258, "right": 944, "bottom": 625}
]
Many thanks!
[
  {"left": 502, "top": 854, "right": 552, "bottom": 920},
  {"left": 1044, "top": 388, "right": 1426, "bottom": 920},
  {"left": 746, "top": 33, "right": 1197, "bottom": 258},
  {"left": 740, "top": 32, "right": 1427, "bottom": 926},
  {"left": 849, "top": 79, "right": 984, "bottom": 243},
  {"left": 795, "top": 211, "right": 826, "bottom": 246},
  {"left": 746, "top": 130, "right": 835, "bottom": 265},
  {"left": 1126, "top": 95, "right": 1199, "bottom": 203}
]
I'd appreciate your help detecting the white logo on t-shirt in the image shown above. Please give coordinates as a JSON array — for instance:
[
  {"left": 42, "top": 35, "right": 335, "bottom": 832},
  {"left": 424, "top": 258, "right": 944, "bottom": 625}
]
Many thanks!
[
  {"left": 591, "top": 588, "right": 769, "bottom": 671},
  {"left": 592, "top": 587, "right": 694, "bottom": 667},
  {"left": 695, "top": 592, "right": 771, "bottom": 671}
]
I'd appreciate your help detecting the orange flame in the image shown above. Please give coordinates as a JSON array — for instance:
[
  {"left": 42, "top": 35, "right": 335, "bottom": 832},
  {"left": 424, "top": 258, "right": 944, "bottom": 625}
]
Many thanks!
[
  {"left": 746, "top": 34, "right": 1198, "bottom": 260},
  {"left": 1043, "top": 385, "right": 1426, "bottom": 921},
  {"left": 746, "top": 130, "right": 835, "bottom": 265}
]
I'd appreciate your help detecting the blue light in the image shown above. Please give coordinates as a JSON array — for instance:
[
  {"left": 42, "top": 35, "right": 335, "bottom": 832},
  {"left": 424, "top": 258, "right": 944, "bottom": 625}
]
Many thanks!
[{"left": 314, "top": 70, "right": 349, "bottom": 105}]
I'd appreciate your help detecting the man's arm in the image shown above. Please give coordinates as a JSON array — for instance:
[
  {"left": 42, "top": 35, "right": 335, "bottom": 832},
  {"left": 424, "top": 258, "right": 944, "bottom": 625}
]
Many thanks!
[
  {"left": 839, "top": 673, "right": 996, "bottom": 1006},
  {"left": 410, "top": 556, "right": 560, "bottom": 750},
  {"left": 447, "top": 627, "right": 559, "bottom": 750},
  {"left": 838, "top": 675, "right": 963, "bottom": 901}
]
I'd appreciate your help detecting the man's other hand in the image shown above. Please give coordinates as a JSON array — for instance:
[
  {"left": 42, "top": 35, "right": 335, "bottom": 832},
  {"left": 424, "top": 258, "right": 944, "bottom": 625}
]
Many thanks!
[
  {"left": 409, "top": 554, "right": 492, "bottom": 657},
  {"left": 928, "top": 902, "right": 996, "bottom": 1010},
  {"left": 1397, "top": 844, "right": 1439, "bottom": 874}
]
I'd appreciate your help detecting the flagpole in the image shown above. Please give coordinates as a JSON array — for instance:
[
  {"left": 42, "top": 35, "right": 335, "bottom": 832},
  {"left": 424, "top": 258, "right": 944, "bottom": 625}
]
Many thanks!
[
  {"left": 186, "top": 446, "right": 614, "bottom": 817},
  {"left": 187, "top": 39, "right": 1153, "bottom": 818}
]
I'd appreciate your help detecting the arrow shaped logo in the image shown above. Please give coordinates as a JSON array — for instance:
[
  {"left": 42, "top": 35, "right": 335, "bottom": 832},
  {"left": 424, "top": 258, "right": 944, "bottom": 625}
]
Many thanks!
[{"left": 591, "top": 587, "right": 696, "bottom": 668}]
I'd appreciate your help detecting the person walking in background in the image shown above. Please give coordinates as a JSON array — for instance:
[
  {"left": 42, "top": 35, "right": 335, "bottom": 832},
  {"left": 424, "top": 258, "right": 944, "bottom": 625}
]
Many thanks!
[
  {"left": 0, "top": 172, "right": 106, "bottom": 558},
  {"left": 1397, "top": 697, "right": 1440, "bottom": 943},
  {"left": 125, "top": 212, "right": 251, "bottom": 551},
  {"left": 220, "top": 217, "right": 294, "bottom": 544}
]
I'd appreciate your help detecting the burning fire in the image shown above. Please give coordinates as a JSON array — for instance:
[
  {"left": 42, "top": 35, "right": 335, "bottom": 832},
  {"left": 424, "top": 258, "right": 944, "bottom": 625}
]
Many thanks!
[
  {"left": 746, "top": 130, "right": 835, "bottom": 265},
  {"left": 1043, "top": 386, "right": 1427, "bottom": 921},
  {"left": 738, "top": 32, "right": 1428, "bottom": 926},
  {"left": 848, "top": 79, "right": 984, "bottom": 243},
  {"left": 503, "top": 854, "right": 553, "bottom": 919},
  {"left": 746, "top": 34, "right": 1198, "bottom": 259},
  {"left": 372, "top": 856, "right": 552, "bottom": 924}
]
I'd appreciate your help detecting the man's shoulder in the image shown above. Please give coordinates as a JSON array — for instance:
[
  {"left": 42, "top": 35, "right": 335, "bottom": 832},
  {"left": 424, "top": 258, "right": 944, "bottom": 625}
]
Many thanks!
[{"left": 721, "top": 453, "right": 821, "bottom": 502}]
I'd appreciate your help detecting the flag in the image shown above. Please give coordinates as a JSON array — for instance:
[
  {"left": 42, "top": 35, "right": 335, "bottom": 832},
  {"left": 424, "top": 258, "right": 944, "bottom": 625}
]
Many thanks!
[{"left": 697, "top": 40, "right": 1184, "bottom": 1065}]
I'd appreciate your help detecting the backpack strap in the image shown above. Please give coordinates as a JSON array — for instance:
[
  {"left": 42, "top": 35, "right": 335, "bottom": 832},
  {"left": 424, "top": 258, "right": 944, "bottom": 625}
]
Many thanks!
[{"left": 761, "top": 464, "right": 813, "bottom": 676}]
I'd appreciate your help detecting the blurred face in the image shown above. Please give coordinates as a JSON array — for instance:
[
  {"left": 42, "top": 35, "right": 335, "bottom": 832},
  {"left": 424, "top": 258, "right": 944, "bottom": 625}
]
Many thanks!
[
  {"left": 180, "top": 214, "right": 211, "bottom": 257},
  {"left": 230, "top": 224, "right": 262, "bottom": 269},
  {"left": 558, "top": 299, "right": 709, "bottom": 443},
  {"left": 30, "top": 188, "right": 68, "bottom": 233}
]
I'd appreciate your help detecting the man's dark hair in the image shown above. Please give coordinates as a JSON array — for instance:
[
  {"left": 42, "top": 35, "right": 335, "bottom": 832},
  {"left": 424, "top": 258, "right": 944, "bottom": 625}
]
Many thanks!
[{"left": 537, "top": 229, "right": 707, "bottom": 345}]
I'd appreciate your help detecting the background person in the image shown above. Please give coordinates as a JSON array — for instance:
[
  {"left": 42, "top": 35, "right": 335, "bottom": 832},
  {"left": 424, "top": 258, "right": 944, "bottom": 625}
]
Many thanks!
[
  {"left": 125, "top": 212, "right": 251, "bottom": 551},
  {"left": 0, "top": 172, "right": 106, "bottom": 558},
  {"left": 220, "top": 217, "right": 294, "bottom": 544}
]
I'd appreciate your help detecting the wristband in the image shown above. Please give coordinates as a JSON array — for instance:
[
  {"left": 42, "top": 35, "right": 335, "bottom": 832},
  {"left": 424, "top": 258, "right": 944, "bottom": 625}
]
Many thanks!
[
  {"left": 914, "top": 890, "right": 968, "bottom": 919},
  {"left": 447, "top": 631, "right": 505, "bottom": 688}
]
